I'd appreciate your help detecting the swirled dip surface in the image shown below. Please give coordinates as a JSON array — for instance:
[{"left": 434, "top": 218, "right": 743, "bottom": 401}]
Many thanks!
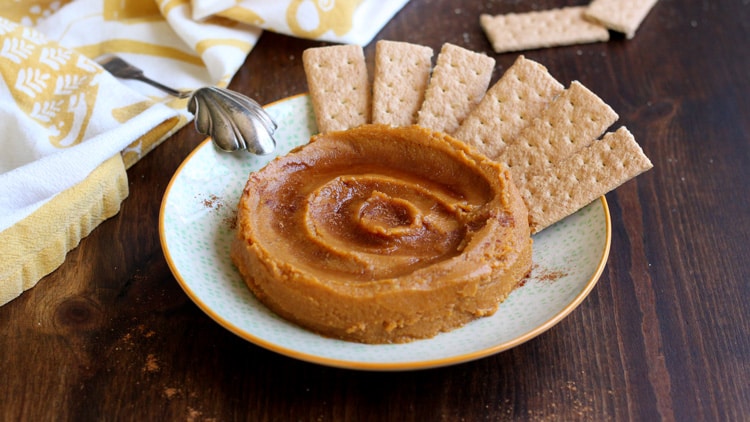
[{"left": 230, "top": 125, "right": 533, "bottom": 343}]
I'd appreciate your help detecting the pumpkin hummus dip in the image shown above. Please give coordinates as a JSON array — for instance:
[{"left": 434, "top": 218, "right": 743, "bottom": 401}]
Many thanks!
[{"left": 230, "top": 124, "right": 532, "bottom": 344}]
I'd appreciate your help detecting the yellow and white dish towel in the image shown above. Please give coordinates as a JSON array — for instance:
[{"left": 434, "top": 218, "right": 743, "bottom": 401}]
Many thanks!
[{"left": 0, "top": 0, "right": 409, "bottom": 306}]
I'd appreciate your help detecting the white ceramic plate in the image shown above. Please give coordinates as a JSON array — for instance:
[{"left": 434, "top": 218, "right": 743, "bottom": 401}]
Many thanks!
[{"left": 159, "top": 94, "right": 611, "bottom": 371}]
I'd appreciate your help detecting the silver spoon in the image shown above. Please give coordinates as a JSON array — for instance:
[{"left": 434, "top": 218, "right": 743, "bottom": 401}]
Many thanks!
[{"left": 96, "top": 54, "right": 276, "bottom": 154}]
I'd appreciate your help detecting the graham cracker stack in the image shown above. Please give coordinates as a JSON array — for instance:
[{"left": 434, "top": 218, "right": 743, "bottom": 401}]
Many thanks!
[
  {"left": 417, "top": 43, "right": 495, "bottom": 134},
  {"left": 372, "top": 40, "right": 434, "bottom": 126},
  {"left": 454, "top": 55, "right": 565, "bottom": 160},
  {"left": 496, "top": 80, "right": 620, "bottom": 187},
  {"left": 302, "top": 44, "right": 370, "bottom": 133}
]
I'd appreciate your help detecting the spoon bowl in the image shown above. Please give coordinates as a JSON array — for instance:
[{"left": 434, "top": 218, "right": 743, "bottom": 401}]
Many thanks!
[
  {"left": 188, "top": 87, "right": 276, "bottom": 154},
  {"left": 96, "top": 54, "right": 276, "bottom": 155}
]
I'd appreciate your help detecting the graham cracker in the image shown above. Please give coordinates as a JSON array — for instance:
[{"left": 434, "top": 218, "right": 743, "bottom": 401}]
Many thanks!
[
  {"left": 480, "top": 7, "right": 610, "bottom": 54},
  {"left": 302, "top": 44, "right": 370, "bottom": 133},
  {"left": 585, "top": 0, "right": 659, "bottom": 39},
  {"left": 372, "top": 41, "right": 434, "bottom": 127},
  {"left": 417, "top": 43, "right": 495, "bottom": 134},
  {"left": 454, "top": 55, "right": 564, "bottom": 160},
  {"left": 521, "top": 126, "right": 653, "bottom": 233},
  {"left": 496, "top": 80, "right": 619, "bottom": 186}
]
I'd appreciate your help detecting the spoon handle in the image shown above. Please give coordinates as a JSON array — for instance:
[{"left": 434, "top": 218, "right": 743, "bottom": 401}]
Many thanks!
[
  {"left": 96, "top": 55, "right": 191, "bottom": 98},
  {"left": 133, "top": 75, "right": 192, "bottom": 99}
]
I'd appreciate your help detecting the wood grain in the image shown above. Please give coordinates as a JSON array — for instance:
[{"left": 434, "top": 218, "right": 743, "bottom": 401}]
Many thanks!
[{"left": 1, "top": 1, "right": 749, "bottom": 420}]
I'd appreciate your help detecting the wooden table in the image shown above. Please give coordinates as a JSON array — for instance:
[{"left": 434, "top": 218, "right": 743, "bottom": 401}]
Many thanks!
[{"left": 2, "top": 1, "right": 748, "bottom": 420}]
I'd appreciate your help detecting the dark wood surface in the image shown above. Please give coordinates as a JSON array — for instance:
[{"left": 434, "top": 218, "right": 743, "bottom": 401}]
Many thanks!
[{"left": 2, "top": 0, "right": 748, "bottom": 420}]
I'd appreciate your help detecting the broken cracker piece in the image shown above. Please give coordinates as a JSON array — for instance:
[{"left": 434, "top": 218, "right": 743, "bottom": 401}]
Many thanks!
[
  {"left": 417, "top": 43, "right": 495, "bottom": 134},
  {"left": 585, "top": 0, "right": 659, "bottom": 39},
  {"left": 480, "top": 7, "right": 610, "bottom": 54},
  {"left": 372, "top": 41, "right": 434, "bottom": 127},
  {"left": 522, "top": 126, "right": 653, "bottom": 233},
  {"left": 302, "top": 44, "right": 370, "bottom": 133},
  {"left": 454, "top": 55, "right": 564, "bottom": 160}
]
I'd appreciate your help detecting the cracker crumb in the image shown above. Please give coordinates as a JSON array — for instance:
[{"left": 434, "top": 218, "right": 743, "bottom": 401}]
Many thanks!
[
  {"left": 187, "top": 407, "right": 202, "bottom": 422},
  {"left": 143, "top": 354, "right": 160, "bottom": 373},
  {"left": 164, "top": 387, "right": 181, "bottom": 399}
]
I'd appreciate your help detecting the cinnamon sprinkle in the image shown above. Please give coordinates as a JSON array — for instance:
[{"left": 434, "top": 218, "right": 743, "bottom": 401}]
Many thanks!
[
  {"left": 199, "top": 193, "right": 224, "bottom": 210},
  {"left": 198, "top": 193, "right": 237, "bottom": 230},
  {"left": 519, "top": 263, "right": 569, "bottom": 286},
  {"left": 223, "top": 210, "right": 238, "bottom": 230}
]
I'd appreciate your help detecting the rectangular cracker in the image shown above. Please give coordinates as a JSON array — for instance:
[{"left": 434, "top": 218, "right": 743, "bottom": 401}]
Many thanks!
[
  {"left": 522, "top": 126, "right": 653, "bottom": 233},
  {"left": 416, "top": 43, "right": 495, "bottom": 134},
  {"left": 302, "top": 44, "right": 370, "bottom": 133},
  {"left": 480, "top": 7, "right": 610, "bottom": 54},
  {"left": 372, "top": 41, "right": 434, "bottom": 127},
  {"left": 585, "top": 0, "right": 659, "bottom": 39},
  {"left": 454, "top": 55, "right": 564, "bottom": 160},
  {"left": 496, "top": 80, "right": 619, "bottom": 186}
]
